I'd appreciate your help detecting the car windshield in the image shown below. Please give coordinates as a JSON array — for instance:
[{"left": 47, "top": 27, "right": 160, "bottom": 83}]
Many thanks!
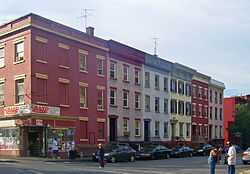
[{"left": 104, "top": 144, "right": 119, "bottom": 152}]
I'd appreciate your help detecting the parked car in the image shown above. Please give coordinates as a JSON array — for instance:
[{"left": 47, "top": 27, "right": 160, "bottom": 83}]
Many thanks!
[
  {"left": 171, "top": 146, "right": 194, "bottom": 158},
  {"left": 194, "top": 144, "right": 214, "bottom": 156},
  {"left": 242, "top": 147, "right": 250, "bottom": 164},
  {"left": 92, "top": 143, "right": 136, "bottom": 163},
  {"left": 136, "top": 145, "right": 172, "bottom": 160}
]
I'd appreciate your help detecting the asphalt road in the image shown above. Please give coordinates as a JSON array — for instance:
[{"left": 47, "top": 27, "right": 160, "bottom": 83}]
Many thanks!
[{"left": 0, "top": 156, "right": 249, "bottom": 174}]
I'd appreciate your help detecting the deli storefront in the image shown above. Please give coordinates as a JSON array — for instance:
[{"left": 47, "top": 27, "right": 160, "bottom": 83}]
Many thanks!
[{"left": 0, "top": 104, "right": 76, "bottom": 157}]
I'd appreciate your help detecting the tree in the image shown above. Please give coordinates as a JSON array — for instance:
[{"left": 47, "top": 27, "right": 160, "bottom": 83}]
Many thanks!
[{"left": 229, "top": 104, "right": 250, "bottom": 148}]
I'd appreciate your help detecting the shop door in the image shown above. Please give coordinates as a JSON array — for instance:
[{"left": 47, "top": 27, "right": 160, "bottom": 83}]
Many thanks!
[
  {"left": 109, "top": 118, "right": 117, "bottom": 142},
  {"left": 28, "top": 127, "right": 44, "bottom": 157},
  {"left": 144, "top": 120, "right": 150, "bottom": 142}
]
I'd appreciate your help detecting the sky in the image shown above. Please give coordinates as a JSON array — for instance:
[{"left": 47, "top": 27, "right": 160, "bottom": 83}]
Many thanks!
[{"left": 1, "top": 0, "right": 250, "bottom": 97}]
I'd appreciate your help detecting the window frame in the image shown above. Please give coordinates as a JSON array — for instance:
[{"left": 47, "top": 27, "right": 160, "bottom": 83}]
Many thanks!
[
  {"left": 79, "top": 53, "right": 88, "bottom": 72},
  {"left": 14, "top": 41, "right": 24, "bottom": 62},
  {"left": 123, "top": 90, "right": 129, "bottom": 108},
  {"left": 0, "top": 47, "right": 5, "bottom": 68},
  {"left": 109, "top": 61, "right": 117, "bottom": 80},
  {"left": 80, "top": 86, "right": 88, "bottom": 108},
  {"left": 15, "top": 78, "right": 25, "bottom": 104}
]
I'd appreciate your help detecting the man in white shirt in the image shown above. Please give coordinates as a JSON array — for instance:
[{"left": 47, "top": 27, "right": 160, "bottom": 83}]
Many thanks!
[
  {"left": 226, "top": 141, "right": 236, "bottom": 174},
  {"left": 52, "top": 138, "right": 59, "bottom": 159}
]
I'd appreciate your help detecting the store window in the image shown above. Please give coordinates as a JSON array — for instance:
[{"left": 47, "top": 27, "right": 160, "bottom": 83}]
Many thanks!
[{"left": 0, "top": 127, "right": 19, "bottom": 150}]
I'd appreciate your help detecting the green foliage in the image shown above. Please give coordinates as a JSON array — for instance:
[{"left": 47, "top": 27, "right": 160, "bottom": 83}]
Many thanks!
[{"left": 229, "top": 104, "right": 250, "bottom": 147}]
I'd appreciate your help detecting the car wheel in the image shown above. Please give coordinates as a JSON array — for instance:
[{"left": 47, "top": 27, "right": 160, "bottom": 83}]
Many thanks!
[
  {"left": 111, "top": 156, "right": 116, "bottom": 163},
  {"left": 130, "top": 155, "right": 135, "bottom": 162}
]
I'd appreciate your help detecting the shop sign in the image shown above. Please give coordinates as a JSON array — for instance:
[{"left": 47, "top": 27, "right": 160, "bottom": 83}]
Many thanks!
[
  {"left": 35, "top": 119, "right": 43, "bottom": 126},
  {"left": 0, "top": 120, "right": 16, "bottom": 128},
  {"left": 3, "top": 104, "right": 60, "bottom": 116}
]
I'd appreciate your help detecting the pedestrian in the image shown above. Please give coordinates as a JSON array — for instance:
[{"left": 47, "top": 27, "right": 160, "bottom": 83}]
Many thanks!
[
  {"left": 52, "top": 138, "right": 59, "bottom": 159},
  {"left": 208, "top": 147, "right": 218, "bottom": 174},
  {"left": 217, "top": 146, "right": 223, "bottom": 164},
  {"left": 96, "top": 143, "right": 105, "bottom": 168},
  {"left": 226, "top": 141, "right": 236, "bottom": 174}
]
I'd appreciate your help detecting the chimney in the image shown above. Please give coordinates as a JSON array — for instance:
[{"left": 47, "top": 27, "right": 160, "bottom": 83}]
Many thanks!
[{"left": 86, "top": 26, "right": 94, "bottom": 36}]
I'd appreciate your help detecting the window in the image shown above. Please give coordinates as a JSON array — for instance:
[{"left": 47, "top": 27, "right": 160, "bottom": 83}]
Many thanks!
[
  {"left": 155, "top": 121, "right": 160, "bottom": 137},
  {"left": 97, "top": 58, "right": 104, "bottom": 76},
  {"left": 0, "top": 47, "right": 4, "bottom": 68},
  {"left": 204, "top": 106, "right": 208, "bottom": 117},
  {"left": 178, "top": 101, "right": 184, "bottom": 115},
  {"left": 215, "top": 125, "right": 218, "bottom": 138},
  {"left": 170, "top": 79, "right": 177, "bottom": 93},
  {"left": 80, "top": 86, "right": 87, "bottom": 108},
  {"left": 79, "top": 53, "right": 87, "bottom": 72},
  {"left": 123, "top": 118, "right": 129, "bottom": 133},
  {"left": 123, "top": 90, "right": 129, "bottom": 108},
  {"left": 219, "top": 108, "right": 222, "bottom": 120},
  {"left": 186, "top": 123, "right": 190, "bottom": 137},
  {"left": 135, "top": 93, "right": 141, "bottom": 109},
  {"left": 135, "top": 120, "right": 141, "bottom": 136},
  {"left": 192, "top": 103, "right": 196, "bottom": 115},
  {"left": 179, "top": 123, "right": 184, "bottom": 137},
  {"left": 171, "top": 99, "right": 177, "bottom": 114},
  {"left": 185, "top": 102, "right": 192, "bottom": 116},
  {"left": 215, "top": 91, "right": 218, "bottom": 104},
  {"left": 15, "top": 79, "right": 24, "bottom": 104},
  {"left": 204, "top": 89, "right": 208, "bottom": 100},
  {"left": 210, "top": 107, "right": 213, "bottom": 119},
  {"left": 80, "top": 121, "right": 88, "bottom": 139},
  {"left": 59, "top": 83, "right": 69, "bottom": 105},
  {"left": 145, "top": 95, "right": 150, "bottom": 112},
  {"left": 163, "top": 77, "right": 168, "bottom": 92},
  {"left": 178, "top": 81, "right": 184, "bottom": 95},
  {"left": 97, "top": 122, "right": 105, "bottom": 139},
  {"left": 164, "top": 122, "right": 168, "bottom": 137},
  {"left": 15, "top": 41, "right": 24, "bottom": 62},
  {"left": 134, "top": 69, "right": 141, "bottom": 85},
  {"left": 192, "top": 85, "right": 197, "bottom": 98},
  {"left": 110, "top": 88, "right": 117, "bottom": 106},
  {"left": 198, "top": 87, "right": 202, "bottom": 98},
  {"left": 36, "top": 78, "right": 47, "bottom": 103},
  {"left": 219, "top": 93, "right": 223, "bottom": 104},
  {"left": 185, "top": 83, "right": 191, "bottom": 96},
  {"left": 219, "top": 126, "right": 222, "bottom": 138},
  {"left": 210, "top": 89, "right": 213, "bottom": 102},
  {"left": 109, "top": 61, "right": 117, "bottom": 80},
  {"left": 198, "top": 105, "right": 202, "bottom": 116},
  {"left": 215, "top": 107, "right": 218, "bottom": 120},
  {"left": 123, "top": 65, "right": 129, "bottom": 81},
  {"left": 155, "top": 97, "right": 160, "bottom": 113},
  {"left": 145, "top": 72, "right": 150, "bottom": 88},
  {"left": 97, "top": 89, "right": 104, "bottom": 110},
  {"left": 155, "top": 75, "right": 160, "bottom": 90},
  {"left": 0, "top": 82, "right": 4, "bottom": 105},
  {"left": 164, "top": 98, "right": 168, "bottom": 113}
]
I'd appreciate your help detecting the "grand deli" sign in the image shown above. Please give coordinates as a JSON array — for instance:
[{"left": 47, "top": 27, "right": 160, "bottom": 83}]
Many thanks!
[{"left": 3, "top": 104, "right": 60, "bottom": 116}]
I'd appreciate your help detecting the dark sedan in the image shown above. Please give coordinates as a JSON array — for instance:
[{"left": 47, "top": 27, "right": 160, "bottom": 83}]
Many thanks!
[
  {"left": 92, "top": 143, "right": 136, "bottom": 163},
  {"left": 194, "top": 144, "right": 214, "bottom": 156},
  {"left": 171, "top": 146, "right": 194, "bottom": 158},
  {"left": 136, "top": 145, "right": 172, "bottom": 160}
]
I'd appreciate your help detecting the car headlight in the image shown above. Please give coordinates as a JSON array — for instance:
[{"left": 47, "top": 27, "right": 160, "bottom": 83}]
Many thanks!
[{"left": 104, "top": 153, "right": 110, "bottom": 157}]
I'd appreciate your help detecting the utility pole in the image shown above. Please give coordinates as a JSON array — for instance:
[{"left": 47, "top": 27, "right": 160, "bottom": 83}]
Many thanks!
[
  {"left": 80, "top": 9, "right": 94, "bottom": 31},
  {"left": 153, "top": 37, "right": 159, "bottom": 57}
]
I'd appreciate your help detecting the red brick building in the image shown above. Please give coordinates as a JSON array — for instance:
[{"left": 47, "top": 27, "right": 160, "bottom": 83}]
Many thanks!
[
  {"left": 224, "top": 95, "right": 250, "bottom": 145},
  {"left": 0, "top": 13, "right": 108, "bottom": 157},
  {"left": 191, "top": 73, "right": 210, "bottom": 145}
]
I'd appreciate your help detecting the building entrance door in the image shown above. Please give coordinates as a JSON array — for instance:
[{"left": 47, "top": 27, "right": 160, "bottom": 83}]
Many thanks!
[
  {"left": 109, "top": 117, "right": 117, "bottom": 142},
  {"left": 144, "top": 120, "right": 150, "bottom": 142},
  {"left": 27, "top": 127, "right": 44, "bottom": 157}
]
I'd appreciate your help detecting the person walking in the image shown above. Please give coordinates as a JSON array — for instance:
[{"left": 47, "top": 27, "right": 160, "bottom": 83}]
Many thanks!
[
  {"left": 52, "top": 138, "right": 59, "bottom": 159},
  {"left": 96, "top": 143, "right": 105, "bottom": 168},
  {"left": 226, "top": 141, "right": 236, "bottom": 174},
  {"left": 208, "top": 147, "right": 218, "bottom": 174}
]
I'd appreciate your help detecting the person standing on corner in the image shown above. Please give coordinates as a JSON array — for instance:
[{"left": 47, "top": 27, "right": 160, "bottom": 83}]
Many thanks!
[
  {"left": 208, "top": 147, "right": 218, "bottom": 174},
  {"left": 97, "top": 143, "right": 105, "bottom": 168},
  {"left": 226, "top": 141, "right": 236, "bottom": 174}
]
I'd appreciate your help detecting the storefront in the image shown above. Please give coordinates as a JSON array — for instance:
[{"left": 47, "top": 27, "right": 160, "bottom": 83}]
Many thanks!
[{"left": 0, "top": 104, "right": 77, "bottom": 158}]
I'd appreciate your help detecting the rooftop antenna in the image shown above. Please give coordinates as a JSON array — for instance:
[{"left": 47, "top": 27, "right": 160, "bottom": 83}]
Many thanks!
[
  {"left": 153, "top": 37, "right": 159, "bottom": 57},
  {"left": 81, "top": 9, "right": 94, "bottom": 31}
]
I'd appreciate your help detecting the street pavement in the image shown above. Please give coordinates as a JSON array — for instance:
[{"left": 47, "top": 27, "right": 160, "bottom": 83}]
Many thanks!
[{"left": 0, "top": 156, "right": 249, "bottom": 174}]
